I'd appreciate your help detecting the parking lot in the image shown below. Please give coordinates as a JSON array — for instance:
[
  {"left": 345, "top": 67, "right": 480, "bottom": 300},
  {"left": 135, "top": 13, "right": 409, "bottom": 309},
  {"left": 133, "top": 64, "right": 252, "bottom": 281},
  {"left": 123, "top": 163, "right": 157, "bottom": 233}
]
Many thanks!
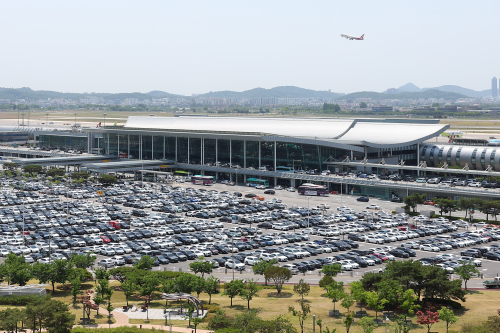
[{"left": 1, "top": 176, "right": 499, "bottom": 289}]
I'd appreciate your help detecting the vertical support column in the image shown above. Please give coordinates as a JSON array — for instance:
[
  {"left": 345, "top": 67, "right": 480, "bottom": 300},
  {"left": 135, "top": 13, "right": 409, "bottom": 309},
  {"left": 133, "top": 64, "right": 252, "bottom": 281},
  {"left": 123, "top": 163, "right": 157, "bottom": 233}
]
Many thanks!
[
  {"left": 274, "top": 177, "right": 277, "bottom": 186},
  {"left": 417, "top": 143, "right": 420, "bottom": 176},
  {"left": 274, "top": 141, "right": 277, "bottom": 171},
  {"left": 229, "top": 140, "right": 232, "bottom": 181},
  {"left": 117, "top": 134, "right": 120, "bottom": 156},
  {"left": 127, "top": 135, "right": 130, "bottom": 159},
  {"left": 350, "top": 150, "right": 353, "bottom": 160},
  {"left": 163, "top": 136, "right": 165, "bottom": 160},
  {"left": 107, "top": 133, "right": 110, "bottom": 155},
  {"left": 243, "top": 140, "right": 246, "bottom": 168},
  {"left": 364, "top": 147, "right": 367, "bottom": 159},
  {"left": 87, "top": 133, "right": 91, "bottom": 154},
  {"left": 151, "top": 135, "right": 154, "bottom": 160},
  {"left": 175, "top": 137, "right": 178, "bottom": 161},
  {"left": 187, "top": 138, "right": 190, "bottom": 164},
  {"left": 139, "top": 135, "right": 142, "bottom": 160},
  {"left": 201, "top": 138, "right": 204, "bottom": 165},
  {"left": 216, "top": 139, "right": 218, "bottom": 166},
  {"left": 258, "top": 141, "right": 261, "bottom": 169}
]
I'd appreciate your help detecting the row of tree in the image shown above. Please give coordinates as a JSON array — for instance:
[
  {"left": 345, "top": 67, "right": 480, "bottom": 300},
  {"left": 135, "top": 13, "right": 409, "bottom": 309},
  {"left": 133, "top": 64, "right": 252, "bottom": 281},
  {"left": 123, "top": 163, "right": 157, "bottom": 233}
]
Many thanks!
[{"left": 404, "top": 193, "right": 500, "bottom": 221}]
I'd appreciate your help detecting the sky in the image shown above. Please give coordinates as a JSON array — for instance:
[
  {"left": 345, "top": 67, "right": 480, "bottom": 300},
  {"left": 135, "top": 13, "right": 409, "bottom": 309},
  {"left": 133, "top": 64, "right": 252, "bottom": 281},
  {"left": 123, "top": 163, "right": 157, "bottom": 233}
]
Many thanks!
[{"left": 0, "top": 0, "right": 499, "bottom": 96}]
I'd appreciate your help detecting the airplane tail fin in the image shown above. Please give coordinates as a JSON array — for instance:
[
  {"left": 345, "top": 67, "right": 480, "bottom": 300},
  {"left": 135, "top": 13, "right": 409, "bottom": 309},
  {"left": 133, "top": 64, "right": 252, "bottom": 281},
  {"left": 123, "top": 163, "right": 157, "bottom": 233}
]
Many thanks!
[{"left": 361, "top": 34, "right": 364, "bottom": 39}]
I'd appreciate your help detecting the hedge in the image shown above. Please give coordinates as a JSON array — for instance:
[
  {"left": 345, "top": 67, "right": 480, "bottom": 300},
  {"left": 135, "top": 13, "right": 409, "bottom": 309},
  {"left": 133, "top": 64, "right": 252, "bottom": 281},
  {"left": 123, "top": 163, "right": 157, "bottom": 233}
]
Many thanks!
[
  {"left": 422, "top": 297, "right": 462, "bottom": 309},
  {"left": 0, "top": 295, "right": 47, "bottom": 306}
]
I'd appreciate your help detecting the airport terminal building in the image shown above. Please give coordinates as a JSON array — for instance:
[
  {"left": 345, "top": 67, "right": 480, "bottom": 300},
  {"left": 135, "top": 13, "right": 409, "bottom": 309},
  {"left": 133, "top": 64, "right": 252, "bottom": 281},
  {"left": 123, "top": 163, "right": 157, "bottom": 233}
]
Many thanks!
[{"left": 87, "top": 116, "right": 448, "bottom": 173}]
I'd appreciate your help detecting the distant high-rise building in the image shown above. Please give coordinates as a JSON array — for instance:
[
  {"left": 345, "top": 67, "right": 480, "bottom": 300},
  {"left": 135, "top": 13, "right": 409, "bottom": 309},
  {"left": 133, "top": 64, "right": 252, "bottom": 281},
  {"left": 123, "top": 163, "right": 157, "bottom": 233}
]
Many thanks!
[{"left": 492, "top": 77, "right": 498, "bottom": 97}]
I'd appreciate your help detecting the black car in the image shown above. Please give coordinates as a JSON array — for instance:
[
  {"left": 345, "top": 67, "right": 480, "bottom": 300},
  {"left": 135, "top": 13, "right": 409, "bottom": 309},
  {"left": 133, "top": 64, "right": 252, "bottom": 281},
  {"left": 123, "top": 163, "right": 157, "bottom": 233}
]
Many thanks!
[
  {"left": 264, "top": 190, "right": 275, "bottom": 195},
  {"left": 356, "top": 196, "right": 369, "bottom": 202},
  {"left": 390, "top": 197, "right": 403, "bottom": 203},
  {"left": 389, "top": 249, "right": 409, "bottom": 258}
]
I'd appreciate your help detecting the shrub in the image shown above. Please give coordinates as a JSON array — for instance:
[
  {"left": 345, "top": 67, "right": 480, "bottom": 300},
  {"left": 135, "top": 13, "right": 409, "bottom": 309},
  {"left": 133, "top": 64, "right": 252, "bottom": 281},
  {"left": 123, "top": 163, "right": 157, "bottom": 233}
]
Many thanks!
[
  {"left": 0, "top": 295, "right": 46, "bottom": 306},
  {"left": 205, "top": 304, "right": 220, "bottom": 313},
  {"left": 422, "top": 298, "right": 462, "bottom": 309}
]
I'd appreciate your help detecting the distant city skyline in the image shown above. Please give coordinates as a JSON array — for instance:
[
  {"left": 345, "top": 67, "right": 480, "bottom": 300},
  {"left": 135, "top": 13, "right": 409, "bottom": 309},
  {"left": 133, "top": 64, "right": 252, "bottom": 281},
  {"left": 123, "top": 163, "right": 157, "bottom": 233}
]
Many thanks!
[{"left": 1, "top": 0, "right": 499, "bottom": 95}]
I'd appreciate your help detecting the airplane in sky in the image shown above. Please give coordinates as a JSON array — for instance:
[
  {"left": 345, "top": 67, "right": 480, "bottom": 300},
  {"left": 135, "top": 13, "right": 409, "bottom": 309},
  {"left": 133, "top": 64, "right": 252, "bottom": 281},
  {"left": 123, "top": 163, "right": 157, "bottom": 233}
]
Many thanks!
[{"left": 340, "top": 33, "right": 364, "bottom": 40}]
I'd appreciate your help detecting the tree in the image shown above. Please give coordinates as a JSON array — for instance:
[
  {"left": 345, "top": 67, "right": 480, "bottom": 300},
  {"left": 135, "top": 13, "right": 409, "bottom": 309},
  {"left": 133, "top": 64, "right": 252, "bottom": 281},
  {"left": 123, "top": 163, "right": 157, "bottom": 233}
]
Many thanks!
[
  {"left": 222, "top": 279, "right": 245, "bottom": 306},
  {"left": 404, "top": 193, "right": 426, "bottom": 213},
  {"left": 108, "top": 266, "right": 135, "bottom": 283},
  {"left": 320, "top": 263, "right": 342, "bottom": 277},
  {"left": 0, "top": 308, "right": 25, "bottom": 333},
  {"left": 326, "top": 280, "right": 346, "bottom": 312},
  {"left": 438, "top": 306, "right": 458, "bottom": 333},
  {"left": 121, "top": 280, "right": 136, "bottom": 307},
  {"left": 70, "top": 171, "right": 90, "bottom": 179},
  {"left": 70, "top": 253, "right": 96, "bottom": 269},
  {"left": 288, "top": 300, "right": 311, "bottom": 333},
  {"left": 359, "top": 316, "right": 377, "bottom": 333},
  {"left": 252, "top": 259, "right": 277, "bottom": 285},
  {"left": 399, "top": 289, "right": 420, "bottom": 320},
  {"left": 23, "top": 165, "right": 42, "bottom": 174},
  {"left": 359, "top": 102, "right": 367, "bottom": 109},
  {"left": 319, "top": 275, "right": 334, "bottom": 292},
  {"left": 139, "top": 272, "right": 160, "bottom": 305},
  {"left": 264, "top": 266, "right": 291, "bottom": 295},
  {"left": 240, "top": 279, "right": 262, "bottom": 309},
  {"left": 44, "top": 300, "right": 75, "bottom": 333},
  {"left": 316, "top": 318, "right": 323, "bottom": 333},
  {"left": 47, "top": 168, "right": 65, "bottom": 177},
  {"left": 205, "top": 275, "right": 218, "bottom": 305},
  {"left": 98, "top": 174, "right": 117, "bottom": 186},
  {"left": 0, "top": 253, "right": 32, "bottom": 286},
  {"left": 2, "top": 162, "right": 19, "bottom": 171},
  {"left": 70, "top": 277, "right": 82, "bottom": 304},
  {"left": 134, "top": 255, "right": 155, "bottom": 270},
  {"left": 455, "top": 260, "right": 479, "bottom": 291},
  {"left": 343, "top": 311, "right": 355, "bottom": 333},
  {"left": 377, "top": 279, "right": 402, "bottom": 308},
  {"left": 293, "top": 279, "right": 310, "bottom": 301},
  {"left": 364, "top": 291, "right": 388, "bottom": 320},
  {"left": 32, "top": 259, "right": 73, "bottom": 292},
  {"left": 93, "top": 293, "right": 104, "bottom": 315},
  {"left": 189, "top": 257, "right": 216, "bottom": 278},
  {"left": 349, "top": 281, "right": 367, "bottom": 311},
  {"left": 458, "top": 198, "right": 476, "bottom": 219},
  {"left": 192, "top": 275, "right": 206, "bottom": 298},
  {"left": 434, "top": 198, "right": 457, "bottom": 216},
  {"left": 416, "top": 310, "right": 439, "bottom": 333},
  {"left": 341, "top": 295, "right": 355, "bottom": 312}
]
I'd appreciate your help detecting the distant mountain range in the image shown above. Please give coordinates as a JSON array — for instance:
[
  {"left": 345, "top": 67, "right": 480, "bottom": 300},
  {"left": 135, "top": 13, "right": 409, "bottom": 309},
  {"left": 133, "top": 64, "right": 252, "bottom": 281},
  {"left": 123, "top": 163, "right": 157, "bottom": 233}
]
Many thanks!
[
  {"left": 338, "top": 89, "right": 467, "bottom": 101},
  {"left": 0, "top": 87, "right": 181, "bottom": 102},
  {"left": 0, "top": 83, "right": 489, "bottom": 102},
  {"left": 383, "top": 82, "right": 491, "bottom": 98},
  {"left": 197, "top": 86, "right": 342, "bottom": 99}
]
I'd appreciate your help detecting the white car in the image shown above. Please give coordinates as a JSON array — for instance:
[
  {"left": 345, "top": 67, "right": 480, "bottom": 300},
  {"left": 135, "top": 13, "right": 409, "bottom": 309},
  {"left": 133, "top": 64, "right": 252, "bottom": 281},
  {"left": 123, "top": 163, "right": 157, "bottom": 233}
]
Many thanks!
[
  {"left": 420, "top": 244, "right": 440, "bottom": 252},
  {"left": 282, "top": 264, "right": 299, "bottom": 274},
  {"left": 225, "top": 259, "right": 245, "bottom": 270},
  {"left": 468, "top": 182, "right": 482, "bottom": 187},
  {"left": 366, "top": 236, "right": 384, "bottom": 244},
  {"left": 244, "top": 256, "right": 259, "bottom": 265},
  {"left": 366, "top": 204, "right": 381, "bottom": 210}
]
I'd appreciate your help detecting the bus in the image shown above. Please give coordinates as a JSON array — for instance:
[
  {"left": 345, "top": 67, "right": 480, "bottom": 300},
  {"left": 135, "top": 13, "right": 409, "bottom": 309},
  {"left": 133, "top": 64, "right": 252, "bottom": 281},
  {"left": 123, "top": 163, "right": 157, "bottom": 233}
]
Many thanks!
[
  {"left": 298, "top": 183, "right": 329, "bottom": 196},
  {"left": 246, "top": 178, "right": 269, "bottom": 187},
  {"left": 276, "top": 166, "right": 293, "bottom": 173},
  {"left": 191, "top": 175, "right": 214, "bottom": 186},
  {"left": 174, "top": 170, "right": 192, "bottom": 181}
]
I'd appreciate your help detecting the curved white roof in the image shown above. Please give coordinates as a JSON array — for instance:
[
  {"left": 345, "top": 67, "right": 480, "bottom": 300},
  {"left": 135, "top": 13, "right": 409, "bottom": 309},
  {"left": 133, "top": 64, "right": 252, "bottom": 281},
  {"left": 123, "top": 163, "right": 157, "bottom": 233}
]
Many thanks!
[
  {"left": 124, "top": 116, "right": 353, "bottom": 140},
  {"left": 121, "top": 116, "right": 449, "bottom": 149},
  {"left": 336, "top": 122, "right": 449, "bottom": 148}
]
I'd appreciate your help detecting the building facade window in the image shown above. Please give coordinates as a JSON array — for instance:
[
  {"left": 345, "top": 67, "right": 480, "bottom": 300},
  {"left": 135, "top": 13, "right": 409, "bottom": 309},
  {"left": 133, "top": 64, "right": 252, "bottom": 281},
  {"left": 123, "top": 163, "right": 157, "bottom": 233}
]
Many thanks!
[
  {"left": 438, "top": 147, "right": 444, "bottom": 165},
  {"left": 429, "top": 146, "right": 437, "bottom": 167},
  {"left": 480, "top": 149, "right": 487, "bottom": 170},
  {"left": 491, "top": 150, "right": 496, "bottom": 170},
  {"left": 455, "top": 147, "right": 462, "bottom": 166},
  {"left": 471, "top": 148, "right": 478, "bottom": 169},
  {"left": 446, "top": 147, "right": 453, "bottom": 165}
]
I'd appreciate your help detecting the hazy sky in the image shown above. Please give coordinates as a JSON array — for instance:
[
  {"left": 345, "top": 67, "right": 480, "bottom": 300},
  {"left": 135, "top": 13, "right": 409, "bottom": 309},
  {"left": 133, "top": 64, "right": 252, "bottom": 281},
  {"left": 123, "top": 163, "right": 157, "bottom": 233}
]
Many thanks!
[{"left": 1, "top": 0, "right": 498, "bottom": 95}]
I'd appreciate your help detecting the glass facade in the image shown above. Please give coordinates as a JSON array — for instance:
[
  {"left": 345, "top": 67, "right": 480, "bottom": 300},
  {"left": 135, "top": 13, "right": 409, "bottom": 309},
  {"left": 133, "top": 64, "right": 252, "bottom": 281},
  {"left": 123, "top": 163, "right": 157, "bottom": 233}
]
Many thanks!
[
  {"left": 99, "top": 133, "right": 413, "bottom": 173},
  {"left": 39, "top": 134, "right": 87, "bottom": 151}
]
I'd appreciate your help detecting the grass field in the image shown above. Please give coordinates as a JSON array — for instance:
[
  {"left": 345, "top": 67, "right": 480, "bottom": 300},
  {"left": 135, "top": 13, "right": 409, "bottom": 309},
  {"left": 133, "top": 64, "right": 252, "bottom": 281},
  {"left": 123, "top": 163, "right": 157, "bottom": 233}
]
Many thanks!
[
  {"left": 0, "top": 268, "right": 499, "bottom": 331},
  {"left": 4, "top": 280, "right": 491, "bottom": 333}
]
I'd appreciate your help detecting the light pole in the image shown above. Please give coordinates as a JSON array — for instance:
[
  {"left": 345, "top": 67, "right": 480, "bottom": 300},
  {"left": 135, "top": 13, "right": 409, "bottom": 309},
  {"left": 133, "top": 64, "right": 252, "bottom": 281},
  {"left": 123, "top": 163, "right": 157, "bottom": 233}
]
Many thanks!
[
  {"left": 306, "top": 196, "right": 311, "bottom": 228},
  {"left": 103, "top": 113, "right": 107, "bottom": 127},
  {"left": 231, "top": 236, "right": 235, "bottom": 280}
]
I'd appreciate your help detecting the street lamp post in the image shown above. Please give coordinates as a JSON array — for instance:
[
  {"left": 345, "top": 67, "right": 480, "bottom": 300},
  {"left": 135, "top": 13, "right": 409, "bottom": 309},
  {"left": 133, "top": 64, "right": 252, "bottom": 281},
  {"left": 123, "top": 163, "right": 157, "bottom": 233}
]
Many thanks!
[
  {"left": 306, "top": 196, "right": 311, "bottom": 228},
  {"left": 231, "top": 236, "right": 235, "bottom": 280}
]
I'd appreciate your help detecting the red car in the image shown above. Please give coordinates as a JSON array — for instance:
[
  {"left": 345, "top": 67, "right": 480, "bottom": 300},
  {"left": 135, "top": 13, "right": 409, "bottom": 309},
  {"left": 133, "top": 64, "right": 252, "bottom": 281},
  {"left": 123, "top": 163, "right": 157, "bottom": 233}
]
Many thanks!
[
  {"left": 100, "top": 235, "right": 111, "bottom": 243},
  {"left": 372, "top": 253, "right": 389, "bottom": 261}
]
